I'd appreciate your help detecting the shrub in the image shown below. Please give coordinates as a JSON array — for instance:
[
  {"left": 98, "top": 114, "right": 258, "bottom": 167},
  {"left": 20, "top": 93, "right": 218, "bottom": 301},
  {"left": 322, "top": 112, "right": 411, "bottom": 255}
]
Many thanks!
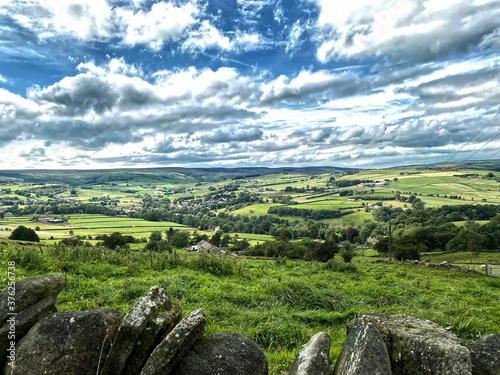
[
  {"left": 188, "top": 253, "right": 238, "bottom": 276},
  {"left": 324, "top": 259, "right": 358, "bottom": 273},
  {"left": 9, "top": 225, "right": 40, "bottom": 242},
  {"left": 339, "top": 248, "right": 356, "bottom": 263}
]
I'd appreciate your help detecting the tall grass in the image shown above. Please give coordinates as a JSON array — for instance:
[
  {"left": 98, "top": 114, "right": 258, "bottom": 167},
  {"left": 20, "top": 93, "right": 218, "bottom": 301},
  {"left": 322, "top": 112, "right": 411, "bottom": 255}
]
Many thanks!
[{"left": 2, "top": 245, "right": 500, "bottom": 374}]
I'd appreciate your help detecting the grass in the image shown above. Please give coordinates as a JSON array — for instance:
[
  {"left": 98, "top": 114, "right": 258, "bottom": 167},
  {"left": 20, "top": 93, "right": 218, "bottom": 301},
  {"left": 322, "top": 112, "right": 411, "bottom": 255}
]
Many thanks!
[
  {"left": 2, "top": 245, "right": 499, "bottom": 374},
  {"left": 423, "top": 251, "right": 500, "bottom": 266}
]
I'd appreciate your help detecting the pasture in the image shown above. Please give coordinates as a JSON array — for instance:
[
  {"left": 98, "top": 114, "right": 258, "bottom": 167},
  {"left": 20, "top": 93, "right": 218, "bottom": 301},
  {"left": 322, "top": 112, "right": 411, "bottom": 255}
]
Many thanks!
[{"left": 2, "top": 247, "right": 500, "bottom": 375}]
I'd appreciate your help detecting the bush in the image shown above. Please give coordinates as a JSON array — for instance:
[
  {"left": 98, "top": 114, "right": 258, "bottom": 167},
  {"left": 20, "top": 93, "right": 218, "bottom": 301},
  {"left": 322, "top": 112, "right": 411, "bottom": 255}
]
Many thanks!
[
  {"left": 9, "top": 225, "right": 40, "bottom": 242},
  {"left": 187, "top": 253, "right": 238, "bottom": 276},
  {"left": 339, "top": 248, "right": 356, "bottom": 263},
  {"left": 324, "top": 259, "right": 358, "bottom": 273},
  {"left": 311, "top": 239, "right": 338, "bottom": 262}
]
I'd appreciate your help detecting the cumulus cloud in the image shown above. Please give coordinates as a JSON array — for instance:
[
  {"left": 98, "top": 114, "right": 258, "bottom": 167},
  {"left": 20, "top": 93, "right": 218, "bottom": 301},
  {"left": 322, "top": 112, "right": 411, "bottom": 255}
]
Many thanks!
[
  {"left": 6, "top": 0, "right": 114, "bottom": 40},
  {"left": 1, "top": 0, "right": 265, "bottom": 54},
  {"left": 201, "top": 126, "right": 264, "bottom": 143},
  {"left": 117, "top": 1, "right": 198, "bottom": 50},
  {"left": 260, "top": 69, "right": 362, "bottom": 104},
  {"left": 2, "top": 50, "right": 500, "bottom": 169},
  {"left": 314, "top": 0, "right": 500, "bottom": 62}
]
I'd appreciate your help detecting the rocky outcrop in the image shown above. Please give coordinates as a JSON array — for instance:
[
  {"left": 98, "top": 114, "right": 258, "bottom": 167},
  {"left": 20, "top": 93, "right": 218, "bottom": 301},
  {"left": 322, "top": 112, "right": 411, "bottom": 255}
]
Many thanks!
[
  {"left": 175, "top": 332, "right": 268, "bottom": 375},
  {"left": 288, "top": 332, "right": 331, "bottom": 375},
  {"left": 5, "top": 309, "right": 124, "bottom": 375},
  {"left": 140, "top": 309, "right": 206, "bottom": 375},
  {"left": 466, "top": 334, "right": 500, "bottom": 375},
  {"left": 100, "top": 286, "right": 177, "bottom": 375}
]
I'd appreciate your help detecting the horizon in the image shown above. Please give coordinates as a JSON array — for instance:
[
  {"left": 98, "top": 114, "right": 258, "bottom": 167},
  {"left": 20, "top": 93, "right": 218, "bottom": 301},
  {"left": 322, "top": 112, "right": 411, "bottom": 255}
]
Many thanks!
[
  {"left": 0, "top": 158, "right": 499, "bottom": 173},
  {"left": 1, "top": 0, "right": 500, "bottom": 169}
]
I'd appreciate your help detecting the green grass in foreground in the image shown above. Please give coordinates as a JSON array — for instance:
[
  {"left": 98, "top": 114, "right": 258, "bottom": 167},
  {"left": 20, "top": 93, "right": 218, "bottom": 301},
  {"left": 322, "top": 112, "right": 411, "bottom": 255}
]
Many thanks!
[{"left": 1, "top": 246, "right": 499, "bottom": 374}]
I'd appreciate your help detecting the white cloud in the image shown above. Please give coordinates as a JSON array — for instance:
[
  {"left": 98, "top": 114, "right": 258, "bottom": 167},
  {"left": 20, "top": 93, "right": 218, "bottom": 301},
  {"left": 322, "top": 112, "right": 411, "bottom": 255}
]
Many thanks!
[
  {"left": 117, "top": 1, "right": 198, "bottom": 50},
  {"left": 286, "top": 20, "right": 306, "bottom": 53},
  {"left": 2, "top": 0, "right": 261, "bottom": 53},
  {"left": 260, "top": 69, "right": 357, "bottom": 102},
  {"left": 182, "top": 21, "right": 261, "bottom": 52},
  {"left": 313, "top": 0, "right": 500, "bottom": 62},
  {"left": 480, "top": 27, "right": 500, "bottom": 49},
  {"left": 8, "top": 0, "right": 114, "bottom": 40},
  {"left": 2, "top": 55, "right": 500, "bottom": 168}
]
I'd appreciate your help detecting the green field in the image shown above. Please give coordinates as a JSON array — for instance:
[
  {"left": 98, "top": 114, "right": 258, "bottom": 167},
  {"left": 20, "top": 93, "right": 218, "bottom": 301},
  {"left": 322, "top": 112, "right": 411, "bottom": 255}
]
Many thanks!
[{"left": 2, "top": 247, "right": 499, "bottom": 375}]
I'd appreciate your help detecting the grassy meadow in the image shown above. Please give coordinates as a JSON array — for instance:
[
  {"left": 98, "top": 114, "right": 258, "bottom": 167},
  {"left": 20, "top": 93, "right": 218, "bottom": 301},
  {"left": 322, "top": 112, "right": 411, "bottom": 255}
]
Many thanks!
[{"left": 1, "top": 246, "right": 499, "bottom": 374}]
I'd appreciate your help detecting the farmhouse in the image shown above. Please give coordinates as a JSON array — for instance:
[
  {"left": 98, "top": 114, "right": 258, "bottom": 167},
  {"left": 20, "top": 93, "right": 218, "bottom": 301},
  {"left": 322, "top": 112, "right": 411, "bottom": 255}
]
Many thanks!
[
  {"left": 194, "top": 240, "right": 224, "bottom": 255},
  {"left": 35, "top": 216, "right": 65, "bottom": 224}
]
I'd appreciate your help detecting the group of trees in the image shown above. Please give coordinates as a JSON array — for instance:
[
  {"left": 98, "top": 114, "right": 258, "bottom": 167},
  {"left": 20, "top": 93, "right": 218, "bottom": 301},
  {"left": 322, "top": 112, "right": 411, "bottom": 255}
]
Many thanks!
[
  {"left": 369, "top": 204, "right": 500, "bottom": 260},
  {"left": 245, "top": 238, "right": 356, "bottom": 263},
  {"left": 268, "top": 206, "right": 348, "bottom": 220}
]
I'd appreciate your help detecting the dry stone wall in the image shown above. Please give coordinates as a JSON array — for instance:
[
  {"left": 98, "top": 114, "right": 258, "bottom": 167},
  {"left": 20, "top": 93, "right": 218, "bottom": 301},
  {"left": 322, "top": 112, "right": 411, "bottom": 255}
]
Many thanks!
[{"left": 1, "top": 275, "right": 499, "bottom": 375}]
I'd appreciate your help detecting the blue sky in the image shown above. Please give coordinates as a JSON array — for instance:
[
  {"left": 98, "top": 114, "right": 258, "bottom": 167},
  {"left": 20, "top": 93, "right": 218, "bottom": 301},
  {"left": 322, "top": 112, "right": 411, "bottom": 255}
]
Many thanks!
[{"left": 1, "top": 0, "right": 500, "bottom": 169}]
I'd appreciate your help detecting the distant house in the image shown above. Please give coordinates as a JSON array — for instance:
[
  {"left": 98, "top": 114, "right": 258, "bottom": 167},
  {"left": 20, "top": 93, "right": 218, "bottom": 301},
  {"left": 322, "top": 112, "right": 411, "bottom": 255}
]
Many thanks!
[
  {"left": 36, "top": 216, "right": 65, "bottom": 224},
  {"left": 4, "top": 212, "right": 13, "bottom": 217},
  {"left": 195, "top": 240, "right": 224, "bottom": 255}
]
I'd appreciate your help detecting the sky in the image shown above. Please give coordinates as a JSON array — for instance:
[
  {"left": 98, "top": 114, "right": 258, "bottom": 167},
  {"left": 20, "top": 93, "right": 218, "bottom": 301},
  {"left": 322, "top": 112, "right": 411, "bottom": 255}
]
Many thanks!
[{"left": 1, "top": 0, "right": 500, "bottom": 170}]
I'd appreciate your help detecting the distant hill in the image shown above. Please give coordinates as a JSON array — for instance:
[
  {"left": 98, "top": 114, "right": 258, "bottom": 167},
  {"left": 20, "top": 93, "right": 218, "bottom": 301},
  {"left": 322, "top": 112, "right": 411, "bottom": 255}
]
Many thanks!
[
  {"left": 395, "top": 159, "right": 500, "bottom": 172},
  {"left": 0, "top": 166, "right": 355, "bottom": 186}
]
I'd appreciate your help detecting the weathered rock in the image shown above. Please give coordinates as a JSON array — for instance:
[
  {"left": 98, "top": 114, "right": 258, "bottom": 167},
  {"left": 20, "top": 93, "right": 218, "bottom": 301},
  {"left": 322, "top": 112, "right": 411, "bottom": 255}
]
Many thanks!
[
  {"left": 384, "top": 314, "right": 472, "bottom": 374},
  {"left": 0, "top": 296, "right": 57, "bottom": 362},
  {"left": 345, "top": 314, "right": 472, "bottom": 375},
  {"left": 140, "top": 309, "right": 206, "bottom": 375},
  {"left": 101, "top": 286, "right": 172, "bottom": 375},
  {"left": 466, "top": 334, "right": 500, "bottom": 375},
  {"left": 346, "top": 314, "right": 388, "bottom": 333},
  {"left": 289, "top": 332, "right": 330, "bottom": 375},
  {"left": 174, "top": 332, "right": 268, "bottom": 375},
  {"left": 0, "top": 274, "right": 64, "bottom": 327},
  {"left": 5, "top": 309, "right": 123, "bottom": 375},
  {"left": 124, "top": 303, "right": 183, "bottom": 375},
  {"left": 334, "top": 322, "right": 391, "bottom": 375}
]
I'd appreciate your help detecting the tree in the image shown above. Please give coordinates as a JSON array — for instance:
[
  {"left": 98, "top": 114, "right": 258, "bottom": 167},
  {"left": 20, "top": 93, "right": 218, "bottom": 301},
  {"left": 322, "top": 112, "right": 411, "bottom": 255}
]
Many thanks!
[
  {"left": 9, "top": 225, "right": 40, "bottom": 242},
  {"left": 374, "top": 237, "right": 390, "bottom": 253},
  {"left": 145, "top": 240, "right": 172, "bottom": 253},
  {"left": 311, "top": 239, "right": 338, "bottom": 262},
  {"left": 339, "top": 241, "right": 355, "bottom": 262},
  {"left": 445, "top": 229, "right": 484, "bottom": 252},
  {"left": 346, "top": 227, "right": 359, "bottom": 243},
  {"left": 393, "top": 236, "right": 424, "bottom": 260},
  {"left": 149, "top": 231, "right": 163, "bottom": 242},
  {"left": 166, "top": 227, "right": 175, "bottom": 241},
  {"left": 210, "top": 230, "right": 223, "bottom": 247},
  {"left": 171, "top": 231, "right": 190, "bottom": 248},
  {"left": 102, "top": 232, "right": 127, "bottom": 250},
  {"left": 233, "top": 239, "right": 250, "bottom": 251},
  {"left": 221, "top": 234, "right": 232, "bottom": 248}
]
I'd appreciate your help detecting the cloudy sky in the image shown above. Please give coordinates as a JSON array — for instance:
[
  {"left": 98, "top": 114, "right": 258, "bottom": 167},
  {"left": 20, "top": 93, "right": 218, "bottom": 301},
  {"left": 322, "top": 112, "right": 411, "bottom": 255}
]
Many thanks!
[{"left": 1, "top": 0, "right": 500, "bottom": 169}]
